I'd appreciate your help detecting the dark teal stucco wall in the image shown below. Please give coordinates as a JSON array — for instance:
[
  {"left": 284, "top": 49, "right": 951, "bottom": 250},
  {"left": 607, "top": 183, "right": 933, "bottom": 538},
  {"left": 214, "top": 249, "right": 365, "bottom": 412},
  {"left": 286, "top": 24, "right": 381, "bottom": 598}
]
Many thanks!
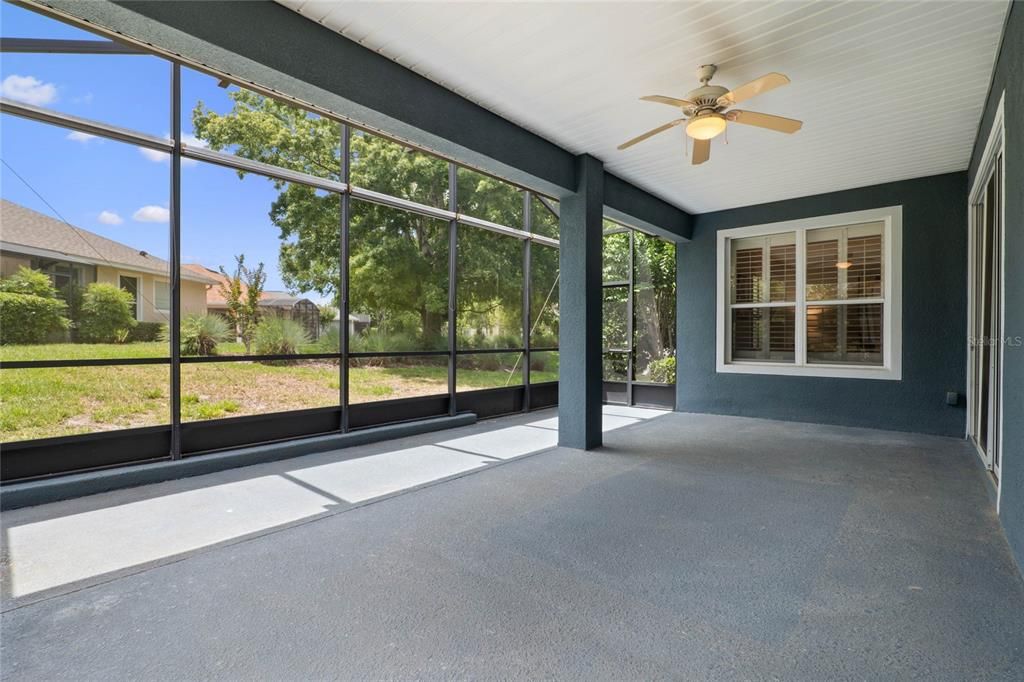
[
  {"left": 969, "top": 1, "right": 1024, "bottom": 575},
  {"left": 676, "top": 172, "right": 968, "bottom": 438}
]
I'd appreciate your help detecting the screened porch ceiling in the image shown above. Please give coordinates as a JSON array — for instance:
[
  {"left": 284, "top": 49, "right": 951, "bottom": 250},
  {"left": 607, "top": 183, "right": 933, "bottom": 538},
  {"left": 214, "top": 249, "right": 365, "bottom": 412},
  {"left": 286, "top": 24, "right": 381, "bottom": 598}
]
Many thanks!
[{"left": 276, "top": 0, "right": 1009, "bottom": 214}]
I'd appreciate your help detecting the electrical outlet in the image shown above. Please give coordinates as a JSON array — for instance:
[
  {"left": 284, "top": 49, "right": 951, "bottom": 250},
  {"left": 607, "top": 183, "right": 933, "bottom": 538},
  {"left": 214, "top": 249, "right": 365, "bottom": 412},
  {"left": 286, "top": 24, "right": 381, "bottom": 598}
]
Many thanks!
[{"left": 946, "top": 391, "right": 959, "bottom": 406}]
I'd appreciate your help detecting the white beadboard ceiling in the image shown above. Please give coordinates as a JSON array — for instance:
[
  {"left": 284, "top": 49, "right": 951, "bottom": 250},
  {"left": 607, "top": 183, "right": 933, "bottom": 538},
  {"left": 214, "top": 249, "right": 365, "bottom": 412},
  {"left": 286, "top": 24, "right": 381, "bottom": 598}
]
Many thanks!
[{"left": 276, "top": 0, "right": 1008, "bottom": 214}]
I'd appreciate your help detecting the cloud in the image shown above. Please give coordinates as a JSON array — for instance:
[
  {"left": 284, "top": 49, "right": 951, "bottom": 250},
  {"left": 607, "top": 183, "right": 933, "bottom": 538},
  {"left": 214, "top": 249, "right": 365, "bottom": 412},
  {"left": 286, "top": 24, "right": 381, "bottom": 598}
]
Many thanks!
[
  {"left": 66, "top": 130, "right": 99, "bottom": 144},
  {"left": 138, "top": 147, "right": 169, "bottom": 163},
  {"left": 132, "top": 205, "right": 169, "bottom": 223},
  {"left": 181, "top": 133, "right": 208, "bottom": 150},
  {"left": 1, "top": 74, "right": 58, "bottom": 106},
  {"left": 97, "top": 210, "right": 123, "bottom": 225},
  {"left": 138, "top": 133, "right": 208, "bottom": 165}
]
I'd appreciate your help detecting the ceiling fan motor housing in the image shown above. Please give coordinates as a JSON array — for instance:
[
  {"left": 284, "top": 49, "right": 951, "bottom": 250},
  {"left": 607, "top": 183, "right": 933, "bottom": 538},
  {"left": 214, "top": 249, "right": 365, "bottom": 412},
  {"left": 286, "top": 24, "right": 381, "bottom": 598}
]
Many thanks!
[{"left": 684, "top": 84, "right": 730, "bottom": 112}]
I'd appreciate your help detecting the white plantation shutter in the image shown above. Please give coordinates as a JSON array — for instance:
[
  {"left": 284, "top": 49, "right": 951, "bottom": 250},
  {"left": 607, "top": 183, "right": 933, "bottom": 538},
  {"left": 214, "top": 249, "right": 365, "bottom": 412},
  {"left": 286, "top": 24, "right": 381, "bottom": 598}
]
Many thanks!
[
  {"left": 729, "top": 233, "right": 795, "bottom": 362},
  {"left": 805, "top": 223, "right": 884, "bottom": 365},
  {"left": 769, "top": 243, "right": 796, "bottom": 302},
  {"left": 847, "top": 234, "right": 882, "bottom": 298},
  {"left": 732, "top": 244, "right": 763, "bottom": 304},
  {"left": 806, "top": 238, "right": 839, "bottom": 300}
]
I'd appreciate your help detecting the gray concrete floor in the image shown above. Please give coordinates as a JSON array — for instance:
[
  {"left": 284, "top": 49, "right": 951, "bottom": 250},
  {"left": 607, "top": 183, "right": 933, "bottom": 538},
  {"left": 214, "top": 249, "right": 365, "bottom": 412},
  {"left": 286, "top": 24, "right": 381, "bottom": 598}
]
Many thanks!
[{"left": 2, "top": 408, "right": 1023, "bottom": 680}]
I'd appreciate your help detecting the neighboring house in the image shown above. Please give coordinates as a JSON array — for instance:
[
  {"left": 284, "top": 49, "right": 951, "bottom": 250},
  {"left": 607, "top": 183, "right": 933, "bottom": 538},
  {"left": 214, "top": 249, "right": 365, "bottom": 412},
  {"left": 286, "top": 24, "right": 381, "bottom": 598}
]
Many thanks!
[
  {"left": 320, "top": 307, "right": 371, "bottom": 336},
  {"left": 0, "top": 200, "right": 215, "bottom": 323},
  {"left": 182, "top": 264, "right": 322, "bottom": 340}
]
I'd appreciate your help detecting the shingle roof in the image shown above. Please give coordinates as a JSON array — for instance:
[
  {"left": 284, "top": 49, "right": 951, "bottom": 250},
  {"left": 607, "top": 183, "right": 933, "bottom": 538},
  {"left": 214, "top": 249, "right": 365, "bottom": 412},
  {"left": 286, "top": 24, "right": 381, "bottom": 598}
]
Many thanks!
[{"left": 1, "top": 200, "right": 216, "bottom": 284}]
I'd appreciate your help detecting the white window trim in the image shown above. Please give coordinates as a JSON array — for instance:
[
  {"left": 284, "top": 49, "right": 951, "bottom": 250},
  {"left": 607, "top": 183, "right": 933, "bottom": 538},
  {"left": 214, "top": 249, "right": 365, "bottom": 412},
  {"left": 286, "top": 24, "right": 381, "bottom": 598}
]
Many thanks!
[{"left": 716, "top": 206, "right": 902, "bottom": 380}]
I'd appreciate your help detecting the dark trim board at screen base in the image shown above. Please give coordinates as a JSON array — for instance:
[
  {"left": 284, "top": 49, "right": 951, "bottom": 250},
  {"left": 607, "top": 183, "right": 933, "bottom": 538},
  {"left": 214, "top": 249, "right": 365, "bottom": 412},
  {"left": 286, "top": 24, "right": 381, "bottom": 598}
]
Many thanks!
[
  {"left": 0, "top": 412, "right": 478, "bottom": 510},
  {"left": 0, "top": 425, "right": 173, "bottom": 483},
  {"left": 602, "top": 382, "right": 676, "bottom": 410},
  {"left": 181, "top": 407, "right": 344, "bottom": 456},
  {"left": 632, "top": 383, "right": 677, "bottom": 409},
  {"left": 677, "top": 172, "right": 969, "bottom": 438},
  {"left": 0, "top": 384, "right": 563, "bottom": 483}
]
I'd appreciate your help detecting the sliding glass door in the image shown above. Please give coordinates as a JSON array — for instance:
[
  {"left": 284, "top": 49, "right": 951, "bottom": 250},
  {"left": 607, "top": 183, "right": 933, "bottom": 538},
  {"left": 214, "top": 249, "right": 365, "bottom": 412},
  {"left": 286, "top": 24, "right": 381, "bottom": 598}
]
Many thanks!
[{"left": 969, "top": 152, "right": 1003, "bottom": 480}]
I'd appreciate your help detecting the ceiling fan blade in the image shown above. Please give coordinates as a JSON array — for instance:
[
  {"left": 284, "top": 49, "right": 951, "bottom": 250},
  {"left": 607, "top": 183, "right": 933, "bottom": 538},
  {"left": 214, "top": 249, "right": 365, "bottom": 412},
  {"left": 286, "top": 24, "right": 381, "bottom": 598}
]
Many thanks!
[
  {"left": 617, "top": 119, "right": 683, "bottom": 150},
  {"left": 692, "top": 138, "right": 710, "bottom": 165},
  {"left": 717, "top": 72, "right": 790, "bottom": 107},
  {"left": 640, "top": 95, "right": 696, "bottom": 109},
  {"left": 728, "top": 110, "right": 802, "bottom": 133}
]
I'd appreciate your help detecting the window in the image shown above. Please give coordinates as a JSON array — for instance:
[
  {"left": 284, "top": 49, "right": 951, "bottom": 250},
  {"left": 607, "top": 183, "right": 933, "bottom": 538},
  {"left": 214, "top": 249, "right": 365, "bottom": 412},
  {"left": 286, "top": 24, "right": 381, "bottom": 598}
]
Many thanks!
[
  {"left": 633, "top": 232, "right": 676, "bottom": 383},
  {"left": 1, "top": 2, "right": 170, "bottom": 136},
  {"left": 154, "top": 280, "right": 170, "bottom": 312},
  {"left": 349, "top": 200, "right": 448, "bottom": 351},
  {"left": 717, "top": 206, "right": 901, "bottom": 379},
  {"left": 350, "top": 131, "right": 448, "bottom": 208},
  {"left": 0, "top": 113, "right": 171, "bottom": 363},
  {"left": 530, "top": 195, "right": 559, "bottom": 239},
  {"left": 456, "top": 228, "right": 523, "bottom": 350},
  {"left": 182, "top": 67, "right": 341, "bottom": 182},
  {"left": 456, "top": 166, "right": 522, "bottom": 227},
  {"left": 529, "top": 243, "right": 559, "bottom": 348},
  {"left": 600, "top": 221, "right": 677, "bottom": 403}
]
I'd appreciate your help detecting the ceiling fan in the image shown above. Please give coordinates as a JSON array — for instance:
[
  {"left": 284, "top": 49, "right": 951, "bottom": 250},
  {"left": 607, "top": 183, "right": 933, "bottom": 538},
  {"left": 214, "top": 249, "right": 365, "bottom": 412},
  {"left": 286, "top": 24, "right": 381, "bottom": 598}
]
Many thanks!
[{"left": 617, "top": 64, "right": 802, "bottom": 165}]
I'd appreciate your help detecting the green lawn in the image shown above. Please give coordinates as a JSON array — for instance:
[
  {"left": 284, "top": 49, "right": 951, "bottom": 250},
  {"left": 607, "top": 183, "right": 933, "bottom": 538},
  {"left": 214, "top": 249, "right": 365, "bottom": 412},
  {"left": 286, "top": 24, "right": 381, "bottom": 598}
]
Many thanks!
[{"left": 1, "top": 343, "right": 557, "bottom": 442}]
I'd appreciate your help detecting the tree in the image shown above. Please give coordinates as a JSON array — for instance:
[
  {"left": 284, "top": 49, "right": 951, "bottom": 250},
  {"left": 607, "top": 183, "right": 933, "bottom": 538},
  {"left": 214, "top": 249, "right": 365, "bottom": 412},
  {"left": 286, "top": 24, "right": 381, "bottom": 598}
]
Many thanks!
[
  {"left": 192, "top": 92, "right": 528, "bottom": 349},
  {"left": 218, "top": 254, "right": 266, "bottom": 353},
  {"left": 317, "top": 304, "right": 336, "bottom": 325}
]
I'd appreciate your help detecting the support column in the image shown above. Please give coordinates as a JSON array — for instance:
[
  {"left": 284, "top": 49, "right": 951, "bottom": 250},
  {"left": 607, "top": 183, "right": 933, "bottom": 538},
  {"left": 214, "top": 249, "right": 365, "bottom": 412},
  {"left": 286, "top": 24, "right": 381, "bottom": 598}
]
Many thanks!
[{"left": 558, "top": 154, "right": 604, "bottom": 449}]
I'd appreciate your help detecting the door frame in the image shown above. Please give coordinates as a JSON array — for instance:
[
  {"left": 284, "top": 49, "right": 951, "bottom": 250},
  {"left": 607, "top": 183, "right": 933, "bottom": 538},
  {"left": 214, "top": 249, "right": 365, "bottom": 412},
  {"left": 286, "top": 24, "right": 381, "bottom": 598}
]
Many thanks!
[{"left": 966, "top": 91, "right": 1004, "bottom": 507}]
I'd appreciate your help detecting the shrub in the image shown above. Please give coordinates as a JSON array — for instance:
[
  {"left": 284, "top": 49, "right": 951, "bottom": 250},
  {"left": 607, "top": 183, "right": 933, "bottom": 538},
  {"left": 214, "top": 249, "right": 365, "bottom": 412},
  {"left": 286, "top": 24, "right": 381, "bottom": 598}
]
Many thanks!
[
  {"left": 127, "top": 321, "right": 163, "bottom": 343},
  {"left": 349, "top": 328, "right": 415, "bottom": 354},
  {"left": 530, "top": 354, "right": 558, "bottom": 373},
  {"left": 314, "top": 326, "right": 340, "bottom": 353},
  {"left": 647, "top": 356, "right": 676, "bottom": 384},
  {"left": 0, "top": 266, "right": 59, "bottom": 299},
  {"left": 78, "top": 283, "right": 137, "bottom": 343},
  {"left": 253, "top": 316, "right": 309, "bottom": 356},
  {"left": 59, "top": 281, "right": 85, "bottom": 340},
  {"left": 0, "top": 292, "right": 69, "bottom": 344},
  {"left": 161, "top": 314, "right": 232, "bottom": 356}
]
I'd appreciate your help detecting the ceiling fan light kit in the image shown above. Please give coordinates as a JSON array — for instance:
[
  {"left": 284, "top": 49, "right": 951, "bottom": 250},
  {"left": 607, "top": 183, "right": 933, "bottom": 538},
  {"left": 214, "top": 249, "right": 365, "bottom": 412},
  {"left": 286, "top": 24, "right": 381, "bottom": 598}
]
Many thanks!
[
  {"left": 619, "top": 64, "right": 802, "bottom": 165},
  {"left": 685, "top": 112, "right": 727, "bottom": 140}
]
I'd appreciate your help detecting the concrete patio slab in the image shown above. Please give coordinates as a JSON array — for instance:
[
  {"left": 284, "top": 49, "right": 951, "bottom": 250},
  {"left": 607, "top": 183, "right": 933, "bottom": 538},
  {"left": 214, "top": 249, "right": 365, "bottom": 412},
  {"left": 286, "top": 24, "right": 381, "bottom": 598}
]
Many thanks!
[{"left": 2, "top": 409, "right": 1022, "bottom": 680}]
